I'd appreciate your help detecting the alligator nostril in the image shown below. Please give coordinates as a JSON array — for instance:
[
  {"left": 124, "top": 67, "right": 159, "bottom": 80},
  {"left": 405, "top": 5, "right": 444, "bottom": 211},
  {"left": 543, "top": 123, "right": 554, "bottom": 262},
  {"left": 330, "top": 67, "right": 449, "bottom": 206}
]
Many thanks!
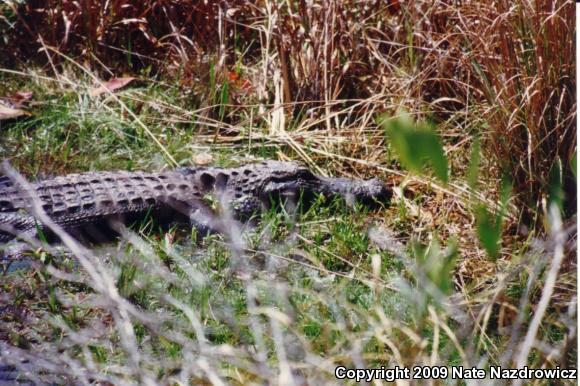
[
  {"left": 199, "top": 172, "right": 215, "bottom": 190},
  {"left": 215, "top": 172, "right": 229, "bottom": 190}
]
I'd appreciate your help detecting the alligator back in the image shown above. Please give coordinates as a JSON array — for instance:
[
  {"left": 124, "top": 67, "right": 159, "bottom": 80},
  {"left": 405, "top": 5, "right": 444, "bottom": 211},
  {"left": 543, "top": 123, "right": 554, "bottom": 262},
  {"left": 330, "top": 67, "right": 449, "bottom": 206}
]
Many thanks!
[{"left": 0, "top": 170, "right": 208, "bottom": 232}]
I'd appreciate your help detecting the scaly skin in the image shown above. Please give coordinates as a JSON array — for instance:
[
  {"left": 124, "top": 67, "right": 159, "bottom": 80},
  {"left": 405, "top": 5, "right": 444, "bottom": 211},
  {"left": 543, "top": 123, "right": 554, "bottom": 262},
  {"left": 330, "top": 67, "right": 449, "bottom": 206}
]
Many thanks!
[{"left": 0, "top": 160, "right": 391, "bottom": 265}]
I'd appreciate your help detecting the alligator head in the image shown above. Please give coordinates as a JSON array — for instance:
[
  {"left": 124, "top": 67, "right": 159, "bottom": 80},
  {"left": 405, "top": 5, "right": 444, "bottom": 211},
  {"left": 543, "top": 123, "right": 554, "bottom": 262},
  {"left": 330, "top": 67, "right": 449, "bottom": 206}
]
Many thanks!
[
  {"left": 178, "top": 160, "right": 390, "bottom": 218},
  {"left": 253, "top": 161, "right": 391, "bottom": 207}
]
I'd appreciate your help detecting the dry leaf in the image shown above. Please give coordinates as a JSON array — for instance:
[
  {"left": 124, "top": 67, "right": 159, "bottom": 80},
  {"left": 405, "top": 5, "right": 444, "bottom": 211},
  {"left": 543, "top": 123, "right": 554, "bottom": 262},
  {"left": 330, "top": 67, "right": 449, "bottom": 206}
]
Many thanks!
[
  {"left": 0, "top": 103, "right": 29, "bottom": 120},
  {"left": 193, "top": 153, "right": 213, "bottom": 166},
  {"left": 227, "top": 71, "right": 254, "bottom": 95},
  {"left": 89, "top": 77, "right": 135, "bottom": 97},
  {"left": 1, "top": 90, "right": 33, "bottom": 109},
  {"left": 11, "top": 91, "right": 33, "bottom": 106}
]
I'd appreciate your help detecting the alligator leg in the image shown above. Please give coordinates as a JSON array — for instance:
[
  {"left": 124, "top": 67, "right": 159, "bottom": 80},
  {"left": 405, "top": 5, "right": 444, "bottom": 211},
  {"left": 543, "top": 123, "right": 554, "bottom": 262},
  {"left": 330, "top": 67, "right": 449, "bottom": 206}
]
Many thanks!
[
  {"left": 189, "top": 204, "right": 222, "bottom": 237},
  {"left": 0, "top": 240, "right": 36, "bottom": 274},
  {"left": 185, "top": 198, "right": 253, "bottom": 247},
  {"left": 0, "top": 213, "right": 39, "bottom": 273},
  {"left": 159, "top": 196, "right": 225, "bottom": 239}
]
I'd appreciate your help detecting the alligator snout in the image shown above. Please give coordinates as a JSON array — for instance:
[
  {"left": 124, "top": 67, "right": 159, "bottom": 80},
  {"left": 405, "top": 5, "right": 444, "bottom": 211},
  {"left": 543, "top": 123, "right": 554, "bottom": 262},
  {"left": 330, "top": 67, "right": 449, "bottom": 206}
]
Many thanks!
[
  {"left": 350, "top": 178, "right": 391, "bottom": 206},
  {"left": 364, "top": 178, "right": 392, "bottom": 203},
  {"left": 316, "top": 175, "right": 391, "bottom": 206}
]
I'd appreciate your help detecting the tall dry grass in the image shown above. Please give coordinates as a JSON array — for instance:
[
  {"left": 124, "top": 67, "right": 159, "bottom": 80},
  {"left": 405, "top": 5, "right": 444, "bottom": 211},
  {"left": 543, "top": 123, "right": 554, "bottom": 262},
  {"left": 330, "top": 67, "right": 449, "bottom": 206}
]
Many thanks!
[
  {"left": 2, "top": 0, "right": 574, "bottom": 226},
  {"left": 450, "top": 1, "right": 575, "bottom": 222}
]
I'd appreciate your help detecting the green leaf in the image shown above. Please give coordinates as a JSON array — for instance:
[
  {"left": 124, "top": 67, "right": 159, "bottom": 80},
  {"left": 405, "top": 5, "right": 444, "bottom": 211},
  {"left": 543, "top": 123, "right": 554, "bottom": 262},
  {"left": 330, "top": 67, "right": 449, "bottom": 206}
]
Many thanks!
[
  {"left": 475, "top": 205, "right": 500, "bottom": 260},
  {"left": 467, "top": 136, "right": 481, "bottom": 189},
  {"left": 382, "top": 110, "right": 448, "bottom": 183},
  {"left": 548, "top": 157, "right": 564, "bottom": 212},
  {"left": 218, "top": 82, "right": 229, "bottom": 121},
  {"left": 209, "top": 63, "right": 216, "bottom": 101},
  {"left": 413, "top": 239, "right": 457, "bottom": 295},
  {"left": 48, "top": 285, "right": 59, "bottom": 313},
  {"left": 475, "top": 176, "right": 511, "bottom": 261}
]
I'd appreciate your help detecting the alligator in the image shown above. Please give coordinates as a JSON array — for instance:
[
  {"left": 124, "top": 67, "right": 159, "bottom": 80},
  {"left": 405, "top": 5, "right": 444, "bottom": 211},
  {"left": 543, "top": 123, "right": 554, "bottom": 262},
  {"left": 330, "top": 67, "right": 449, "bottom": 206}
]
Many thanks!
[{"left": 0, "top": 160, "right": 390, "bottom": 269}]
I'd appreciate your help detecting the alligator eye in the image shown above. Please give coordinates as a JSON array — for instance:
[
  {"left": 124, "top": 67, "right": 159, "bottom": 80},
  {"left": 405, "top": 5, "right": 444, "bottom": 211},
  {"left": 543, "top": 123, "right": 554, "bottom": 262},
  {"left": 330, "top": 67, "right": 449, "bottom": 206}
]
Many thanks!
[{"left": 296, "top": 168, "right": 314, "bottom": 179}]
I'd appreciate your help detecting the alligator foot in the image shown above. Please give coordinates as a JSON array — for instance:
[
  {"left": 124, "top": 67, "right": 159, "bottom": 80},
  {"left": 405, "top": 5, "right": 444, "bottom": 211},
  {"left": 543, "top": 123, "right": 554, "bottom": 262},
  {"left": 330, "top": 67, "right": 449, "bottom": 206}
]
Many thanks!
[{"left": 0, "top": 242, "right": 35, "bottom": 274}]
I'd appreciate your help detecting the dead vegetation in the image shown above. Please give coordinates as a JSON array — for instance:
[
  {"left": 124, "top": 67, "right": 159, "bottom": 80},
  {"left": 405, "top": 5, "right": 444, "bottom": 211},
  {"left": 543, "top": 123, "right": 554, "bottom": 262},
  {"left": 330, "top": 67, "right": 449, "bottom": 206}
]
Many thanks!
[{"left": 0, "top": 0, "right": 576, "bottom": 384}]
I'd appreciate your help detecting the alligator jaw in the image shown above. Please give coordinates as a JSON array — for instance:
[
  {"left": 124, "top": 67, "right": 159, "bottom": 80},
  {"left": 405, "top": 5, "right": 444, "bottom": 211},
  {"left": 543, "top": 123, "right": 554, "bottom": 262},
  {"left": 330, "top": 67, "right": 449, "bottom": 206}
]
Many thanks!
[
  {"left": 260, "top": 173, "right": 391, "bottom": 208},
  {"left": 314, "top": 175, "right": 391, "bottom": 206}
]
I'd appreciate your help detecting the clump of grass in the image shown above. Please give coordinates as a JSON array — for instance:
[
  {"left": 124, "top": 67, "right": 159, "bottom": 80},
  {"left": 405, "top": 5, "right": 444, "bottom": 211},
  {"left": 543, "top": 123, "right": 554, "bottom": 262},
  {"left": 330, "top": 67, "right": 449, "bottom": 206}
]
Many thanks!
[
  {"left": 451, "top": 1, "right": 576, "bottom": 223},
  {"left": 0, "top": 193, "right": 574, "bottom": 384}
]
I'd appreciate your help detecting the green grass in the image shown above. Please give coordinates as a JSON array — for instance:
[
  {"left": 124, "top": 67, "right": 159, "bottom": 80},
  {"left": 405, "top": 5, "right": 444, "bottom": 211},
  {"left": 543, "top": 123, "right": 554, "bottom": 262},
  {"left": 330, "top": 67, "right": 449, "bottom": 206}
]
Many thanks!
[{"left": 0, "top": 69, "right": 575, "bottom": 384}]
